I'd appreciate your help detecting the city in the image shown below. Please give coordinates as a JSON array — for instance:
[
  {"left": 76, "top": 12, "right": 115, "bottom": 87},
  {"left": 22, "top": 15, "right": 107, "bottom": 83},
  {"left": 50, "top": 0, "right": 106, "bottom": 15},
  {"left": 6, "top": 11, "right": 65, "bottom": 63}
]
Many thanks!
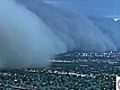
[
  {"left": 0, "top": 51, "right": 119, "bottom": 89},
  {"left": 0, "top": 0, "right": 120, "bottom": 90}
]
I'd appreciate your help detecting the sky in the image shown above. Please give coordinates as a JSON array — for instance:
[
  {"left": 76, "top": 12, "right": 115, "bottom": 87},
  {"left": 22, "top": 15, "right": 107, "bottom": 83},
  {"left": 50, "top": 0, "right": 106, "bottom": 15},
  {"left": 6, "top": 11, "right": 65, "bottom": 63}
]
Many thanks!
[
  {"left": 0, "top": 0, "right": 120, "bottom": 68},
  {"left": 45, "top": 0, "right": 120, "bottom": 17}
]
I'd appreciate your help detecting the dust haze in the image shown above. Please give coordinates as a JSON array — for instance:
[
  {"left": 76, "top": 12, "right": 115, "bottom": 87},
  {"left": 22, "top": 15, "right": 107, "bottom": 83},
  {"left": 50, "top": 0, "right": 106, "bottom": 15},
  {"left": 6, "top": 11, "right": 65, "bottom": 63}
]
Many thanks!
[{"left": 0, "top": 0, "right": 119, "bottom": 68}]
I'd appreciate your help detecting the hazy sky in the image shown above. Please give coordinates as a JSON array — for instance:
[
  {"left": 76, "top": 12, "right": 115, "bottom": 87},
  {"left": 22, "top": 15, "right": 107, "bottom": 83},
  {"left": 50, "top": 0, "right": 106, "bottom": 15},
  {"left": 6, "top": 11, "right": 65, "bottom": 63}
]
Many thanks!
[
  {"left": 0, "top": 0, "right": 120, "bottom": 68},
  {"left": 45, "top": 0, "right": 120, "bottom": 17}
]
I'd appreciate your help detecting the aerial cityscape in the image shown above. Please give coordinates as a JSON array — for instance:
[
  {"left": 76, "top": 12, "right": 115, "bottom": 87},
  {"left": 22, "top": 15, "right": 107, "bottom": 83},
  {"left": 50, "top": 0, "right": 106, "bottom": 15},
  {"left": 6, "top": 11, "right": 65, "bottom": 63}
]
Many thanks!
[
  {"left": 0, "top": 0, "right": 120, "bottom": 90},
  {"left": 0, "top": 51, "right": 119, "bottom": 89}
]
